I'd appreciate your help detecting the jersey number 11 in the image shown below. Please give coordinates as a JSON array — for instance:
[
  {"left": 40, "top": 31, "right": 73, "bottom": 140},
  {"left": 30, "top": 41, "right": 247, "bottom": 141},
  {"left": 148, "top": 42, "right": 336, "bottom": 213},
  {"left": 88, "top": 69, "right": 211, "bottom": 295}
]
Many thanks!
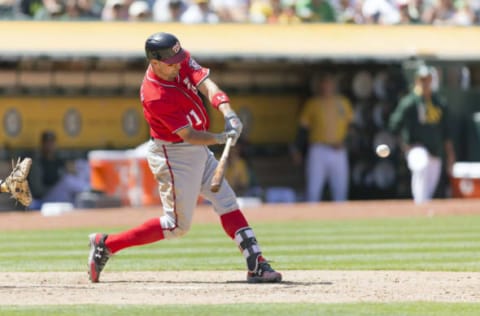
[{"left": 187, "top": 110, "right": 202, "bottom": 126}]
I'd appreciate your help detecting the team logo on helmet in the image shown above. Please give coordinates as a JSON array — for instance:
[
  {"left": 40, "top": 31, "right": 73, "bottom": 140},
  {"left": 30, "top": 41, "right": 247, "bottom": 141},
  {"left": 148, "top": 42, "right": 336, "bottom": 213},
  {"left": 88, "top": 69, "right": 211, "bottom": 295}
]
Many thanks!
[{"left": 172, "top": 41, "right": 181, "bottom": 54}]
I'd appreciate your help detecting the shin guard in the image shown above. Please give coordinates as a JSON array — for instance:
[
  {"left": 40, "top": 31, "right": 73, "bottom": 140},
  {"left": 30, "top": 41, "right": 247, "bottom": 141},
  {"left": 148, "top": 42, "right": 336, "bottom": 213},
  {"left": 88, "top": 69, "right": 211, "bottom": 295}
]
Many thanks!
[{"left": 234, "top": 227, "right": 262, "bottom": 272}]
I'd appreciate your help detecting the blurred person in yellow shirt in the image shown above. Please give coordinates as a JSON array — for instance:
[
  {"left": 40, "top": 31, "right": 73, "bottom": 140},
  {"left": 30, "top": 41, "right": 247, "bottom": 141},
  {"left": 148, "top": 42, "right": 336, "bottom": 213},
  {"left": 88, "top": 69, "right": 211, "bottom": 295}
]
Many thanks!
[
  {"left": 249, "top": 0, "right": 301, "bottom": 23},
  {"left": 225, "top": 145, "right": 250, "bottom": 196},
  {"left": 292, "top": 72, "right": 353, "bottom": 202}
]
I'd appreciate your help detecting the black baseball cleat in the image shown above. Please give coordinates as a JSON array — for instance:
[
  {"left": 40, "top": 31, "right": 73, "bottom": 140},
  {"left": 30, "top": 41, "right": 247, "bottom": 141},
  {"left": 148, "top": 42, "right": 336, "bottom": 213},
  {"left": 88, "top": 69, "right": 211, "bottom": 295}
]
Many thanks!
[
  {"left": 88, "top": 233, "right": 111, "bottom": 283},
  {"left": 247, "top": 261, "right": 282, "bottom": 283}
]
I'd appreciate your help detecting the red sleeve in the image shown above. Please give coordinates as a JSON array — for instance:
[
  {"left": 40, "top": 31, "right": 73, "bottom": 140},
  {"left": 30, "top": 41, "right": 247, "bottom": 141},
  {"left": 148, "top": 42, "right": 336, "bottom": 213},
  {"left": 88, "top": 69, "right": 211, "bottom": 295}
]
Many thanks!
[{"left": 181, "top": 51, "right": 210, "bottom": 87}]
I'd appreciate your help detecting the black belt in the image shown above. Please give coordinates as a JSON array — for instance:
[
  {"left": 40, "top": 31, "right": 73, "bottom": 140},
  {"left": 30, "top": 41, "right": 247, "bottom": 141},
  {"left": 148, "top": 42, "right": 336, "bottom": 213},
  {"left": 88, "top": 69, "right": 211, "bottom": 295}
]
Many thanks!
[
  {"left": 318, "top": 143, "right": 344, "bottom": 150},
  {"left": 151, "top": 137, "right": 184, "bottom": 144}
]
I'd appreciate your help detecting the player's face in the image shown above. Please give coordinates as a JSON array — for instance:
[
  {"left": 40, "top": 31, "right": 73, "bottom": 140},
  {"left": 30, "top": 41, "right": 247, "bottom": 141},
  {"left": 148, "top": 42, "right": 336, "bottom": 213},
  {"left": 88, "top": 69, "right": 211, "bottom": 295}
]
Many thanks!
[
  {"left": 418, "top": 76, "right": 432, "bottom": 95},
  {"left": 319, "top": 77, "right": 336, "bottom": 96},
  {"left": 151, "top": 60, "right": 181, "bottom": 81}
]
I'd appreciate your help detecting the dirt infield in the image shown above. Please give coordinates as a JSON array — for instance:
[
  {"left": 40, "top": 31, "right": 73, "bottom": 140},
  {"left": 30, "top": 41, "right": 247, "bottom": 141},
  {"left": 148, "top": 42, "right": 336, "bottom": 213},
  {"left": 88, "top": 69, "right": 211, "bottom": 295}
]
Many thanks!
[
  {"left": 2, "top": 270, "right": 480, "bottom": 305},
  {"left": 2, "top": 199, "right": 480, "bottom": 305}
]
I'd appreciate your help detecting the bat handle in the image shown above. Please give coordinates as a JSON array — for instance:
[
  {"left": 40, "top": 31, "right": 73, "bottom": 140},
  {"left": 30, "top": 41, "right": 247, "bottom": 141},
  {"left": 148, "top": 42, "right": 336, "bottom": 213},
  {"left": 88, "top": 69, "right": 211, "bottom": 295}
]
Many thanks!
[{"left": 210, "top": 136, "right": 233, "bottom": 193}]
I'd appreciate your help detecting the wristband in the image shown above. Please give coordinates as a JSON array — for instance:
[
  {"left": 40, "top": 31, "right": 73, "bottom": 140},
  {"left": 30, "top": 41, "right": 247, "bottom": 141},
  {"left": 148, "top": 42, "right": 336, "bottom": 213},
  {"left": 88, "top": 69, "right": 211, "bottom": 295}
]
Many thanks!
[
  {"left": 211, "top": 91, "right": 230, "bottom": 110},
  {"left": 223, "top": 108, "right": 236, "bottom": 119}
]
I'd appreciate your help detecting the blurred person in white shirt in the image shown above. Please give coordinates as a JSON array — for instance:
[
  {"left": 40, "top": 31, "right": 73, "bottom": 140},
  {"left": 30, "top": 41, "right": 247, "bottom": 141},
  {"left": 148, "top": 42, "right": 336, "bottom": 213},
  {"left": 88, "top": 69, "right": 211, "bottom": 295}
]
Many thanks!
[
  {"left": 362, "top": 0, "right": 400, "bottom": 24},
  {"left": 209, "top": 0, "right": 249, "bottom": 21},
  {"left": 128, "top": 0, "right": 151, "bottom": 20},
  {"left": 451, "top": 0, "right": 476, "bottom": 25},
  {"left": 180, "top": 0, "right": 219, "bottom": 22},
  {"left": 362, "top": 0, "right": 401, "bottom": 24},
  {"left": 101, "top": 0, "right": 130, "bottom": 20}
]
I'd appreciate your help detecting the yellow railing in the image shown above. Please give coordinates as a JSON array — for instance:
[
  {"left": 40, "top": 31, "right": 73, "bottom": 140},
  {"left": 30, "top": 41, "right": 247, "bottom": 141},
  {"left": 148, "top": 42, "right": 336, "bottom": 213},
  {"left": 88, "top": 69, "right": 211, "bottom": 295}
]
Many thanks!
[{"left": 1, "top": 22, "right": 479, "bottom": 60}]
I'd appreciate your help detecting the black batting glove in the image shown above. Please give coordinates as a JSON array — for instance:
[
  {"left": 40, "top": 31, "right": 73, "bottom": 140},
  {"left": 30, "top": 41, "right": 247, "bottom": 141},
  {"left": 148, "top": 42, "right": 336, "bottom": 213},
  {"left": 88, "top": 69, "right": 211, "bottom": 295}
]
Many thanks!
[{"left": 225, "top": 114, "right": 243, "bottom": 134}]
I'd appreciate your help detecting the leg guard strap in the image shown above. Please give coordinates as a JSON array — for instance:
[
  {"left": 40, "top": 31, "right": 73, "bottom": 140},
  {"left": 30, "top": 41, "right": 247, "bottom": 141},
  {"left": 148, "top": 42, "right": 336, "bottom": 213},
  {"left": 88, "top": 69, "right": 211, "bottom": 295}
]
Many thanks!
[{"left": 235, "top": 227, "right": 262, "bottom": 272}]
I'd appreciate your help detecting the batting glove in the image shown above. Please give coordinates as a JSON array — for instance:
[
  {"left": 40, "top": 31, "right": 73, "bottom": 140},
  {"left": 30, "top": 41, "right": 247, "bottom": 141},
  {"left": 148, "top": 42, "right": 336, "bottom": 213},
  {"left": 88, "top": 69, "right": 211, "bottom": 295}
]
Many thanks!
[
  {"left": 225, "top": 114, "right": 243, "bottom": 137},
  {"left": 215, "top": 130, "right": 238, "bottom": 145}
]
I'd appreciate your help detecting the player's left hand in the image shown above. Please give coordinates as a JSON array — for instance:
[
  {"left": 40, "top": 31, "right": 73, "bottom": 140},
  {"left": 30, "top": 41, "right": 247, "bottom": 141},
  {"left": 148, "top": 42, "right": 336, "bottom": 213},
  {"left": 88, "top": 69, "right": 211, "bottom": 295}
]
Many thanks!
[
  {"left": 215, "top": 130, "right": 238, "bottom": 145},
  {"left": 225, "top": 128, "right": 240, "bottom": 146}
]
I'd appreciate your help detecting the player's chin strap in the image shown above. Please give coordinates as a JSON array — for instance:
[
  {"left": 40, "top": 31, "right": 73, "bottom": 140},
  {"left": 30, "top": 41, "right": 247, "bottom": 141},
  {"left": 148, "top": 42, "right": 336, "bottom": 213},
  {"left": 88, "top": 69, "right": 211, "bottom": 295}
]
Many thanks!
[{"left": 235, "top": 227, "right": 262, "bottom": 272}]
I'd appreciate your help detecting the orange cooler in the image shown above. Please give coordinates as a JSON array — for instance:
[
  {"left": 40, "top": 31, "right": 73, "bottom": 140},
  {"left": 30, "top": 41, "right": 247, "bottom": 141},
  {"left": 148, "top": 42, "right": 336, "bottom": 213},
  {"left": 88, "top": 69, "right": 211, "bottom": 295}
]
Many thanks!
[
  {"left": 139, "top": 158, "right": 161, "bottom": 206},
  {"left": 89, "top": 150, "right": 132, "bottom": 205},
  {"left": 128, "top": 156, "right": 161, "bottom": 206},
  {"left": 451, "top": 162, "right": 480, "bottom": 198},
  {"left": 89, "top": 149, "right": 161, "bottom": 206}
]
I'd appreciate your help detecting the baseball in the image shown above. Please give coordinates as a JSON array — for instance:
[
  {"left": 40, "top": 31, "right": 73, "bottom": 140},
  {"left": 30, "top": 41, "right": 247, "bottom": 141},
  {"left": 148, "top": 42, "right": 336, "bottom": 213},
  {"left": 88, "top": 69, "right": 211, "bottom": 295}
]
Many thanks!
[{"left": 376, "top": 144, "right": 390, "bottom": 158}]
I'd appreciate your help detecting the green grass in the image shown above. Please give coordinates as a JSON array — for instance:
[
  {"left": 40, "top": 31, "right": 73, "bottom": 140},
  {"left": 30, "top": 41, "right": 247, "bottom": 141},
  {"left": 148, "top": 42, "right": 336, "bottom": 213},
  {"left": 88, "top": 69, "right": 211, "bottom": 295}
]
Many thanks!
[
  {"left": 3, "top": 215, "right": 480, "bottom": 315},
  {"left": 2, "top": 215, "right": 480, "bottom": 272},
  {"left": 1, "top": 303, "right": 480, "bottom": 316}
]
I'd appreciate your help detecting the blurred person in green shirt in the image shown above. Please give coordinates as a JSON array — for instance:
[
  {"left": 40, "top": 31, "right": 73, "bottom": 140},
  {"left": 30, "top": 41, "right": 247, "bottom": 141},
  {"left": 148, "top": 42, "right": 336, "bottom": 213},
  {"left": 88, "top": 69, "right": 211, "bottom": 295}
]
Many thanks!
[
  {"left": 388, "top": 65, "right": 456, "bottom": 204},
  {"left": 295, "top": 0, "right": 336, "bottom": 22}
]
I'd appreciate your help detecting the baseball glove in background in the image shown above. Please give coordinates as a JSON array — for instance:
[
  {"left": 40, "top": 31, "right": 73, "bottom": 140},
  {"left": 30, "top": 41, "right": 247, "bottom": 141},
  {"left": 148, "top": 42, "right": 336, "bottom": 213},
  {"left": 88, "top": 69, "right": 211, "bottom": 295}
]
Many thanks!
[{"left": 0, "top": 158, "right": 33, "bottom": 207}]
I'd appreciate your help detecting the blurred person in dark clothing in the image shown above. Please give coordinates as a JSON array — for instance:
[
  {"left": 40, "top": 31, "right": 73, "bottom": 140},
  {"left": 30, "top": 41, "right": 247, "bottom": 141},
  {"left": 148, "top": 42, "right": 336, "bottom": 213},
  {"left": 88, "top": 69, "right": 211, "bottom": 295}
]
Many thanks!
[
  {"left": 0, "top": 0, "right": 15, "bottom": 18},
  {"left": 388, "top": 65, "right": 456, "bottom": 204},
  {"left": 153, "top": 0, "right": 187, "bottom": 21},
  {"left": 296, "top": 0, "right": 336, "bottom": 22},
  {"left": 15, "top": 0, "right": 43, "bottom": 18},
  {"left": 65, "top": 0, "right": 102, "bottom": 19},
  {"left": 422, "top": 0, "right": 456, "bottom": 24},
  {"left": 28, "top": 130, "right": 89, "bottom": 209}
]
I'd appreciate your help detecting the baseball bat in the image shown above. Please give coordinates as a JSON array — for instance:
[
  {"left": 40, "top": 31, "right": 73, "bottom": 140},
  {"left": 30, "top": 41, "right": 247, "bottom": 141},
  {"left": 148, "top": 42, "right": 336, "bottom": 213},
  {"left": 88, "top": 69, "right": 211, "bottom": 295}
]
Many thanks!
[{"left": 210, "top": 136, "right": 233, "bottom": 193}]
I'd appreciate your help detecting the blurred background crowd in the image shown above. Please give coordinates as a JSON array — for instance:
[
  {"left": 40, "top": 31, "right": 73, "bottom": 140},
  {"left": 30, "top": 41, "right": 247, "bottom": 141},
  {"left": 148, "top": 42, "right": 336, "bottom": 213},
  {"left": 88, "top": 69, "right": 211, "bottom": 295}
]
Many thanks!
[
  {"left": 0, "top": 6, "right": 479, "bottom": 211},
  {"left": 1, "top": 0, "right": 480, "bottom": 25}
]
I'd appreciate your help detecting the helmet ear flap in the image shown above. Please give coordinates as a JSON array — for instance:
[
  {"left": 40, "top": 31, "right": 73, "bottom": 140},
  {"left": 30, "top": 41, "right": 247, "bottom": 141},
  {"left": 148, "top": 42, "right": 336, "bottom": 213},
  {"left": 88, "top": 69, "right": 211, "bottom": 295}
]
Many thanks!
[
  {"left": 152, "top": 51, "right": 160, "bottom": 60},
  {"left": 145, "top": 49, "right": 161, "bottom": 61}
]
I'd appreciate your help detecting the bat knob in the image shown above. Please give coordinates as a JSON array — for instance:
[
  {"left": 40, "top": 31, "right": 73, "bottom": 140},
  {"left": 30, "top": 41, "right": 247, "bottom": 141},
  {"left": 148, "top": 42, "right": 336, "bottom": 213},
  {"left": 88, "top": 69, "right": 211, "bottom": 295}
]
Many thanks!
[{"left": 210, "top": 185, "right": 220, "bottom": 193}]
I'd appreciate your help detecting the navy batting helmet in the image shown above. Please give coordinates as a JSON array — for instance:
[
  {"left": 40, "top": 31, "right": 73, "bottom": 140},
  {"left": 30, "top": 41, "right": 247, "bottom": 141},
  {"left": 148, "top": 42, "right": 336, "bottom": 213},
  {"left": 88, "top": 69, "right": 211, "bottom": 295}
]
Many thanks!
[{"left": 145, "top": 32, "right": 187, "bottom": 64}]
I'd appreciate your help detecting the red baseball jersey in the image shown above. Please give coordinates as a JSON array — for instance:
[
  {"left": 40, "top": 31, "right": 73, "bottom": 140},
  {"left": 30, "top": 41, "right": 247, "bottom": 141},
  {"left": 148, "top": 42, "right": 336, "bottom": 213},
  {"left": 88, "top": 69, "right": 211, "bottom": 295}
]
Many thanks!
[{"left": 140, "top": 51, "right": 210, "bottom": 142}]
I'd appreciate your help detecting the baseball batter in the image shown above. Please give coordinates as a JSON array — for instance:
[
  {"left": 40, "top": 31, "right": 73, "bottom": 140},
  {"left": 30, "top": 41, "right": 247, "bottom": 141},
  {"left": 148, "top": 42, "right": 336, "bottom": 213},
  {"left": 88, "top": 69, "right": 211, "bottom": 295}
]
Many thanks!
[
  {"left": 388, "top": 65, "right": 456, "bottom": 203},
  {"left": 88, "top": 32, "right": 282, "bottom": 283}
]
